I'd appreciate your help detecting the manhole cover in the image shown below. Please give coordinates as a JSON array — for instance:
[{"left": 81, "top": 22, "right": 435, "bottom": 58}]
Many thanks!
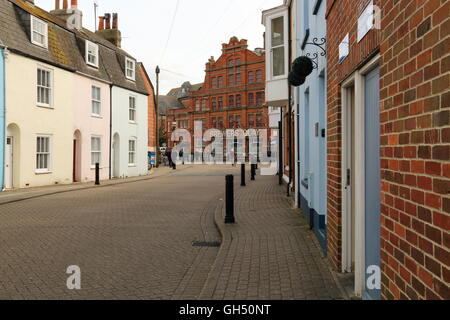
[{"left": 192, "top": 241, "right": 221, "bottom": 247}]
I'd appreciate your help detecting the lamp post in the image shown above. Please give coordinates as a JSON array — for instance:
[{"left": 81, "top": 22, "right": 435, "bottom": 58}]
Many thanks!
[{"left": 155, "top": 65, "right": 160, "bottom": 168}]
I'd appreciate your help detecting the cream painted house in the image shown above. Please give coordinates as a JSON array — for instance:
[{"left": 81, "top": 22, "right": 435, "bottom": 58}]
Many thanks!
[{"left": 5, "top": 53, "right": 74, "bottom": 188}]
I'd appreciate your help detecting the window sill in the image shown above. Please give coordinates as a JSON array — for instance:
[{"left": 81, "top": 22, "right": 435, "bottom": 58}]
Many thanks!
[
  {"left": 86, "top": 63, "right": 99, "bottom": 69},
  {"left": 31, "top": 41, "right": 48, "bottom": 50},
  {"left": 128, "top": 164, "right": 136, "bottom": 167},
  {"left": 35, "top": 170, "right": 52, "bottom": 175},
  {"left": 37, "top": 104, "right": 54, "bottom": 109},
  {"left": 91, "top": 114, "right": 103, "bottom": 119},
  {"left": 129, "top": 121, "right": 137, "bottom": 125},
  {"left": 90, "top": 166, "right": 103, "bottom": 170}
]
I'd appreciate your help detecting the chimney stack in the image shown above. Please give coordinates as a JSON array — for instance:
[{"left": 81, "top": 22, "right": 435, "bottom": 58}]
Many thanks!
[
  {"left": 95, "top": 13, "right": 122, "bottom": 48},
  {"left": 50, "top": 0, "right": 82, "bottom": 30}
]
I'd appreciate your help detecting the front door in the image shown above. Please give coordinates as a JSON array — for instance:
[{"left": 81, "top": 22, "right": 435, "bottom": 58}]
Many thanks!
[
  {"left": 73, "top": 139, "right": 77, "bottom": 182},
  {"left": 5, "top": 137, "right": 13, "bottom": 189},
  {"left": 364, "top": 66, "right": 381, "bottom": 300},
  {"left": 113, "top": 134, "right": 120, "bottom": 178}
]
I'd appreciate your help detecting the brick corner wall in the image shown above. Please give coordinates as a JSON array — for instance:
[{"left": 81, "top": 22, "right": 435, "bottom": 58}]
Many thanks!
[{"left": 379, "top": 0, "right": 449, "bottom": 300}]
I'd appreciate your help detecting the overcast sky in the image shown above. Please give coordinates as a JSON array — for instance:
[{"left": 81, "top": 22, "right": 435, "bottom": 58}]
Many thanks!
[{"left": 37, "top": 0, "right": 282, "bottom": 94}]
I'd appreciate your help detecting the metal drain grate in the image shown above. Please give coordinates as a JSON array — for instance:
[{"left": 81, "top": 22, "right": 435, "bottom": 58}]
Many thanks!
[{"left": 192, "top": 241, "right": 221, "bottom": 247}]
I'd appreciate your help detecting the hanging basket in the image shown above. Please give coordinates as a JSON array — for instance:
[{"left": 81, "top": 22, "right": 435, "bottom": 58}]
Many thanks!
[
  {"left": 288, "top": 71, "right": 306, "bottom": 87},
  {"left": 292, "top": 56, "right": 314, "bottom": 78}
]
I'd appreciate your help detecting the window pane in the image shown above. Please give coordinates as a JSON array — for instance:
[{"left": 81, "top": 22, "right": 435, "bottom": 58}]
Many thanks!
[
  {"left": 271, "top": 17, "right": 284, "bottom": 47},
  {"left": 272, "top": 46, "right": 285, "bottom": 77}
]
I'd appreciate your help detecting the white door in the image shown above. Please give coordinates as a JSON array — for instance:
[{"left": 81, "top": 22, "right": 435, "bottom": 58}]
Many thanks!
[
  {"left": 113, "top": 134, "right": 120, "bottom": 178},
  {"left": 5, "top": 137, "right": 13, "bottom": 189}
]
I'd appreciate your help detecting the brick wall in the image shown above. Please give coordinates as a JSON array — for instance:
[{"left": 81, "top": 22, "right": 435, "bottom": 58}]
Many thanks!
[
  {"left": 139, "top": 65, "right": 157, "bottom": 152},
  {"left": 325, "top": 0, "right": 382, "bottom": 270},
  {"left": 379, "top": 0, "right": 449, "bottom": 300}
]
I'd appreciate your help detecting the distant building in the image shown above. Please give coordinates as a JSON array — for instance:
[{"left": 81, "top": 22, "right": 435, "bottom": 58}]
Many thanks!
[{"left": 166, "top": 37, "right": 269, "bottom": 153}]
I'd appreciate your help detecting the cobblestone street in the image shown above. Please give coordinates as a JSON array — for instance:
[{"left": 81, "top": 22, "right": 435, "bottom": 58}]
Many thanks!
[{"left": 0, "top": 165, "right": 346, "bottom": 300}]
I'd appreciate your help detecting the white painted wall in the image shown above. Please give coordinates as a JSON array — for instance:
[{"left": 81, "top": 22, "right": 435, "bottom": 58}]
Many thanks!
[{"left": 111, "top": 86, "right": 148, "bottom": 178}]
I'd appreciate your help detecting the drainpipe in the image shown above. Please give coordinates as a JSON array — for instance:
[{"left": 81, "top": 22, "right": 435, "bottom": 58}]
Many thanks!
[
  {"left": 109, "top": 84, "right": 113, "bottom": 179},
  {"left": 0, "top": 45, "right": 5, "bottom": 191},
  {"left": 287, "top": 4, "right": 293, "bottom": 197}
]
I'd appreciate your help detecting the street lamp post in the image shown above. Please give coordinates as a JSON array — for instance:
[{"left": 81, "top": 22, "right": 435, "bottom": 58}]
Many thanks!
[{"left": 155, "top": 65, "right": 160, "bottom": 168}]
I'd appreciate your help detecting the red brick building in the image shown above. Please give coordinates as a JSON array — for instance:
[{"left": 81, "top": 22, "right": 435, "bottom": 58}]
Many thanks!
[
  {"left": 139, "top": 64, "right": 157, "bottom": 153},
  {"left": 379, "top": 0, "right": 449, "bottom": 300},
  {"left": 326, "top": 0, "right": 448, "bottom": 300},
  {"left": 167, "top": 37, "right": 268, "bottom": 148}
]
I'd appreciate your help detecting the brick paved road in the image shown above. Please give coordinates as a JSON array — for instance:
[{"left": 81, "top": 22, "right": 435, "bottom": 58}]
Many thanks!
[{"left": 0, "top": 165, "right": 346, "bottom": 300}]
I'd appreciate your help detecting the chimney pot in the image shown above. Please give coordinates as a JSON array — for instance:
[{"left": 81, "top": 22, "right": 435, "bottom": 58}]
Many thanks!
[
  {"left": 71, "top": 0, "right": 78, "bottom": 8},
  {"left": 63, "top": 0, "right": 68, "bottom": 9},
  {"left": 55, "top": 0, "right": 60, "bottom": 9},
  {"left": 98, "top": 16, "right": 105, "bottom": 30},
  {"left": 105, "top": 13, "right": 111, "bottom": 30},
  {"left": 112, "top": 13, "right": 118, "bottom": 29}
]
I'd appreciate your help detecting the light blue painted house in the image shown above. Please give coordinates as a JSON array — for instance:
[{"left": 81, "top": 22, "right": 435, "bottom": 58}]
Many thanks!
[
  {"left": 0, "top": 38, "right": 5, "bottom": 191},
  {"left": 295, "top": 0, "right": 328, "bottom": 252}
]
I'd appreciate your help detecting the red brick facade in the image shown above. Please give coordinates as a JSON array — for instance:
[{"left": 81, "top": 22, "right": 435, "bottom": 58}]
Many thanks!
[
  {"left": 167, "top": 37, "right": 268, "bottom": 147},
  {"left": 326, "top": 0, "right": 448, "bottom": 300},
  {"left": 379, "top": 0, "right": 449, "bottom": 300}
]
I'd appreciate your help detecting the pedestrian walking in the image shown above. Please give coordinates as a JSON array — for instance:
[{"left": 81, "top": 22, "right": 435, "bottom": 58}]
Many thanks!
[{"left": 166, "top": 148, "right": 174, "bottom": 168}]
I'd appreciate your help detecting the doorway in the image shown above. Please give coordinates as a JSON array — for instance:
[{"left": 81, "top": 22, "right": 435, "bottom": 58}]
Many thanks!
[
  {"left": 5, "top": 136, "right": 13, "bottom": 189},
  {"left": 112, "top": 133, "right": 120, "bottom": 178},
  {"left": 73, "top": 130, "right": 81, "bottom": 183},
  {"left": 5, "top": 123, "right": 20, "bottom": 189},
  {"left": 341, "top": 56, "right": 381, "bottom": 299}
]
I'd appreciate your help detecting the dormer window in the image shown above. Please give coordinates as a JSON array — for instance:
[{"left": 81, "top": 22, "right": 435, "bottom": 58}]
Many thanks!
[
  {"left": 31, "top": 16, "right": 48, "bottom": 49},
  {"left": 86, "top": 40, "right": 99, "bottom": 67},
  {"left": 125, "top": 57, "right": 136, "bottom": 81}
]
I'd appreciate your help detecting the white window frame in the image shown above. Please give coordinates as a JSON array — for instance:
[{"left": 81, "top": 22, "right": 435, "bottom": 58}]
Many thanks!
[
  {"left": 128, "top": 138, "right": 137, "bottom": 166},
  {"left": 269, "top": 13, "right": 288, "bottom": 80},
  {"left": 91, "top": 85, "right": 101, "bottom": 116},
  {"left": 35, "top": 135, "right": 52, "bottom": 173},
  {"left": 263, "top": 7, "right": 289, "bottom": 81},
  {"left": 31, "top": 15, "right": 48, "bottom": 48},
  {"left": 37, "top": 66, "right": 53, "bottom": 108},
  {"left": 125, "top": 57, "right": 136, "bottom": 81},
  {"left": 85, "top": 40, "right": 99, "bottom": 68},
  {"left": 129, "top": 95, "right": 137, "bottom": 123},
  {"left": 91, "top": 136, "right": 102, "bottom": 168}
]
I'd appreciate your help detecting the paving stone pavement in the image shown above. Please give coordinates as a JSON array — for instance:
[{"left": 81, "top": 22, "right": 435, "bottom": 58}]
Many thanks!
[
  {"left": 0, "top": 165, "right": 347, "bottom": 300},
  {"left": 200, "top": 168, "right": 347, "bottom": 300}
]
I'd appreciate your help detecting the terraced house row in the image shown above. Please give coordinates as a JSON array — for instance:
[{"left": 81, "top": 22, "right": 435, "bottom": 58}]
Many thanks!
[
  {"left": 0, "top": 0, "right": 156, "bottom": 190},
  {"left": 263, "top": 0, "right": 449, "bottom": 300}
]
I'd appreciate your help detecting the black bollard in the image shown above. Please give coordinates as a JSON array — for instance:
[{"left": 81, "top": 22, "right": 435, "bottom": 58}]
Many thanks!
[
  {"left": 240, "top": 163, "right": 246, "bottom": 187},
  {"left": 225, "top": 175, "right": 235, "bottom": 224},
  {"left": 251, "top": 164, "right": 256, "bottom": 181},
  {"left": 95, "top": 163, "right": 100, "bottom": 185}
]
